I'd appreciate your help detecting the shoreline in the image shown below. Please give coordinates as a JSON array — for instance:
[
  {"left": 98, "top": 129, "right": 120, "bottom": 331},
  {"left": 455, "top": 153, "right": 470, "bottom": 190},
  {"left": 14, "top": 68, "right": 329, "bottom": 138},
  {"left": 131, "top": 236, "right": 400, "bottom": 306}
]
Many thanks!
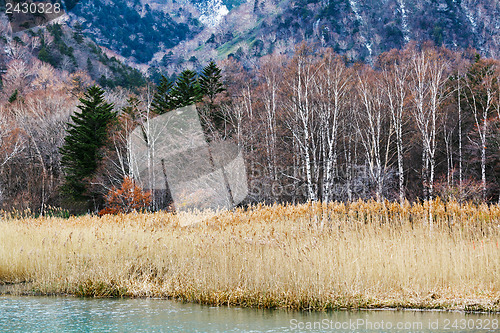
[{"left": 1, "top": 285, "right": 500, "bottom": 314}]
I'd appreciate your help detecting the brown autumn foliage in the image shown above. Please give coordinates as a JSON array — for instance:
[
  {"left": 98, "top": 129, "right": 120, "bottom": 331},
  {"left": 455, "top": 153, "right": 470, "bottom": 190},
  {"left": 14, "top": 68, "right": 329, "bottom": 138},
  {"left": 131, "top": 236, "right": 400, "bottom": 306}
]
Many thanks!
[{"left": 99, "top": 176, "right": 152, "bottom": 216}]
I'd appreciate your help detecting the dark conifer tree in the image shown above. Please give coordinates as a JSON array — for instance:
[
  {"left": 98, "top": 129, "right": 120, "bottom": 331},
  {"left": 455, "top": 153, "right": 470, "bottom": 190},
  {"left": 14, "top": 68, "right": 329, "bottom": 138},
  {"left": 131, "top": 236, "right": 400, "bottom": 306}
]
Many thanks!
[
  {"left": 199, "top": 61, "right": 226, "bottom": 105},
  {"left": 199, "top": 61, "right": 226, "bottom": 133},
  {"left": 73, "top": 22, "right": 84, "bottom": 44},
  {"left": 8, "top": 90, "right": 18, "bottom": 103},
  {"left": 37, "top": 47, "right": 52, "bottom": 64},
  {"left": 60, "top": 86, "right": 117, "bottom": 208},
  {"left": 151, "top": 75, "right": 173, "bottom": 114},
  {"left": 170, "top": 69, "right": 202, "bottom": 109}
]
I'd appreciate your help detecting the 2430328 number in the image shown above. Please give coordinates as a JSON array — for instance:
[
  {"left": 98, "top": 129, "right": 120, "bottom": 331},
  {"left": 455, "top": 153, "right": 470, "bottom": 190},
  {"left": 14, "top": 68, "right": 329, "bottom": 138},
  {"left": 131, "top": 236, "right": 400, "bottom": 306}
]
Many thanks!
[
  {"left": 443, "top": 318, "right": 499, "bottom": 330},
  {"left": 5, "top": 2, "right": 61, "bottom": 15}
]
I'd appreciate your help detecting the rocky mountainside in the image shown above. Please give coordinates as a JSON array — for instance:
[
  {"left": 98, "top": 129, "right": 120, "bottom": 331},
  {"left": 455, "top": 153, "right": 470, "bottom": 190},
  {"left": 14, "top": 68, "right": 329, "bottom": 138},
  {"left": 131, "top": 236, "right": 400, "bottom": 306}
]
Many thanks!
[
  {"left": 67, "top": 0, "right": 500, "bottom": 69},
  {"left": 2, "top": 0, "right": 499, "bottom": 76},
  {"left": 68, "top": 0, "right": 201, "bottom": 64},
  {"left": 0, "top": 14, "right": 146, "bottom": 91}
]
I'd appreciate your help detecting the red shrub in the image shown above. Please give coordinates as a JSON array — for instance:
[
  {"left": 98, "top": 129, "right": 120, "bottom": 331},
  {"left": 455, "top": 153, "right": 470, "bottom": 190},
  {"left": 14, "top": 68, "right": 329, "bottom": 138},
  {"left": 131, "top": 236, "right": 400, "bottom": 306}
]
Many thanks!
[{"left": 99, "top": 177, "right": 152, "bottom": 216}]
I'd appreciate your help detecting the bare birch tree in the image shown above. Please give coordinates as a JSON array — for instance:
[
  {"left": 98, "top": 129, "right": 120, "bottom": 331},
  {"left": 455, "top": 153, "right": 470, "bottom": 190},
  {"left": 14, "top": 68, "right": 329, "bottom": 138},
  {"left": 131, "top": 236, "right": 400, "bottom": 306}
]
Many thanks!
[
  {"left": 380, "top": 51, "right": 410, "bottom": 203},
  {"left": 355, "top": 66, "right": 390, "bottom": 201},
  {"left": 408, "top": 47, "right": 450, "bottom": 201},
  {"left": 314, "top": 50, "right": 352, "bottom": 202},
  {"left": 282, "top": 45, "right": 320, "bottom": 202},
  {"left": 463, "top": 59, "right": 496, "bottom": 200},
  {"left": 257, "top": 55, "right": 286, "bottom": 182}
]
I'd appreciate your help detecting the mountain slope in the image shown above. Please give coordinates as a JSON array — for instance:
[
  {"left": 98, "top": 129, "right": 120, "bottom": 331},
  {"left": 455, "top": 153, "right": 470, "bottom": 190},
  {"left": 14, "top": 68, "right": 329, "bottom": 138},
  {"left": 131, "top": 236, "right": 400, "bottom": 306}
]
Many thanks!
[
  {"left": 0, "top": 15, "right": 146, "bottom": 91},
  {"left": 69, "top": 0, "right": 203, "bottom": 63},
  {"left": 179, "top": 0, "right": 500, "bottom": 63},
  {"left": 63, "top": 0, "right": 500, "bottom": 69}
]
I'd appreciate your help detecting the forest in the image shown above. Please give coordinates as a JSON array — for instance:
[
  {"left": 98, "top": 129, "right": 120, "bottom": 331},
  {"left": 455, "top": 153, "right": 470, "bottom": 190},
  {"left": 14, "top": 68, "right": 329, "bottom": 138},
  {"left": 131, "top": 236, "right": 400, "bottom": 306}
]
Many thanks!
[{"left": 1, "top": 40, "right": 500, "bottom": 215}]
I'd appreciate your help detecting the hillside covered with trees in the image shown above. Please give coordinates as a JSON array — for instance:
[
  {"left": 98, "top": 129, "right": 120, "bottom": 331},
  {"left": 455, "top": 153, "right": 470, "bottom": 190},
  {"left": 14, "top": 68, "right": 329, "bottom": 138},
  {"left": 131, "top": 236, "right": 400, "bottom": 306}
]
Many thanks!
[
  {"left": 1, "top": 18, "right": 500, "bottom": 214},
  {"left": 66, "top": 0, "right": 500, "bottom": 72}
]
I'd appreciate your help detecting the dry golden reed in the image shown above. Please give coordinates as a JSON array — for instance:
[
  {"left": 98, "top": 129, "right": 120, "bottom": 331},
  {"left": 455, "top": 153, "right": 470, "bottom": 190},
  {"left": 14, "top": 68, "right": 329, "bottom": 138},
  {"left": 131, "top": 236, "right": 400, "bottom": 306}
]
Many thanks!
[{"left": 1, "top": 199, "right": 499, "bottom": 311}]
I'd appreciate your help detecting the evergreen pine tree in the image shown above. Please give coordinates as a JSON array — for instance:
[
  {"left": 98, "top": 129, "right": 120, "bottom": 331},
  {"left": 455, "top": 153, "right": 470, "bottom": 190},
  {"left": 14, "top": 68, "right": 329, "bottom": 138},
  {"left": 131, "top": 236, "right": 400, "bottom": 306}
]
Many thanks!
[
  {"left": 151, "top": 75, "right": 173, "bottom": 114},
  {"left": 60, "top": 86, "right": 117, "bottom": 206},
  {"left": 199, "top": 61, "right": 226, "bottom": 133},
  {"left": 170, "top": 69, "right": 202, "bottom": 109},
  {"left": 8, "top": 89, "right": 18, "bottom": 103},
  {"left": 199, "top": 61, "right": 225, "bottom": 105},
  {"left": 73, "top": 22, "right": 84, "bottom": 44},
  {"left": 37, "top": 47, "right": 52, "bottom": 64}
]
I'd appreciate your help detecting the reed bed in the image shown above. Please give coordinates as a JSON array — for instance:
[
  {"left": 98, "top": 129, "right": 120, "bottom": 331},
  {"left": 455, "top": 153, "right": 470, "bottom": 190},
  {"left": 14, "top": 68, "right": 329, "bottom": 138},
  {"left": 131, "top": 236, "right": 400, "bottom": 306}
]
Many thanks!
[{"left": 1, "top": 200, "right": 499, "bottom": 311}]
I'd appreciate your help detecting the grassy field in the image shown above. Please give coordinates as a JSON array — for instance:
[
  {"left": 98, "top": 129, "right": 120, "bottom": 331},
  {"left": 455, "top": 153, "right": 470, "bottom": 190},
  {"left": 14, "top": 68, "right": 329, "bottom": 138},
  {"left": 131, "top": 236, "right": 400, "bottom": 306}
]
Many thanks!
[{"left": 1, "top": 200, "right": 499, "bottom": 311}]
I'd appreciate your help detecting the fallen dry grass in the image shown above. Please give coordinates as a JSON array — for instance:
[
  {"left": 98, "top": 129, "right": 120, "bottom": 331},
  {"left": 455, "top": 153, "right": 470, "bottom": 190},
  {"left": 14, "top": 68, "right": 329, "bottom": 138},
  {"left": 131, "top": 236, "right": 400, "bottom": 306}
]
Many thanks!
[{"left": 1, "top": 200, "right": 499, "bottom": 311}]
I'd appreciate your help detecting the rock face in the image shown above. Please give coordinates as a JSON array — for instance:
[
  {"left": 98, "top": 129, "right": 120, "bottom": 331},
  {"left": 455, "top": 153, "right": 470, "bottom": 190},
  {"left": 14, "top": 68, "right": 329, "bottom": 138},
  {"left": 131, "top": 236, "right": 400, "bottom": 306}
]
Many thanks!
[
  {"left": 70, "top": 0, "right": 500, "bottom": 64},
  {"left": 207, "top": 0, "right": 500, "bottom": 61}
]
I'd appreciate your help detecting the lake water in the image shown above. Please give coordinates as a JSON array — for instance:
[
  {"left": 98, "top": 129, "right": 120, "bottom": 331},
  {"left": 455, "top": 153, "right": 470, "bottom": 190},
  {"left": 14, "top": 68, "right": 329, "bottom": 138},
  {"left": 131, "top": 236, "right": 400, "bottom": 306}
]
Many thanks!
[{"left": 0, "top": 296, "right": 499, "bottom": 332}]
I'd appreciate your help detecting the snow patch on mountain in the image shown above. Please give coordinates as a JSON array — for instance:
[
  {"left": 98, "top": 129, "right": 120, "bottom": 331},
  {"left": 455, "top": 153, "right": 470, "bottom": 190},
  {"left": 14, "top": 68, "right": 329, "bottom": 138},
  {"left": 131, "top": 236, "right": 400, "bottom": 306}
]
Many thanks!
[
  {"left": 198, "top": 0, "right": 229, "bottom": 27},
  {"left": 398, "top": 0, "right": 410, "bottom": 43},
  {"left": 460, "top": 1, "right": 477, "bottom": 33},
  {"left": 348, "top": 0, "right": 372, "bottom": 59}
]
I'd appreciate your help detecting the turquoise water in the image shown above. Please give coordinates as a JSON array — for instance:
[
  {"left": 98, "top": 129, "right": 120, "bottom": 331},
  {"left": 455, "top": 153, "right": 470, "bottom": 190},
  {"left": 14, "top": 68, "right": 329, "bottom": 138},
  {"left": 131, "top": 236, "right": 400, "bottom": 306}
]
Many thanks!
[{"left": 0, "top": 296, "right": 499, "bottom": 332}]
